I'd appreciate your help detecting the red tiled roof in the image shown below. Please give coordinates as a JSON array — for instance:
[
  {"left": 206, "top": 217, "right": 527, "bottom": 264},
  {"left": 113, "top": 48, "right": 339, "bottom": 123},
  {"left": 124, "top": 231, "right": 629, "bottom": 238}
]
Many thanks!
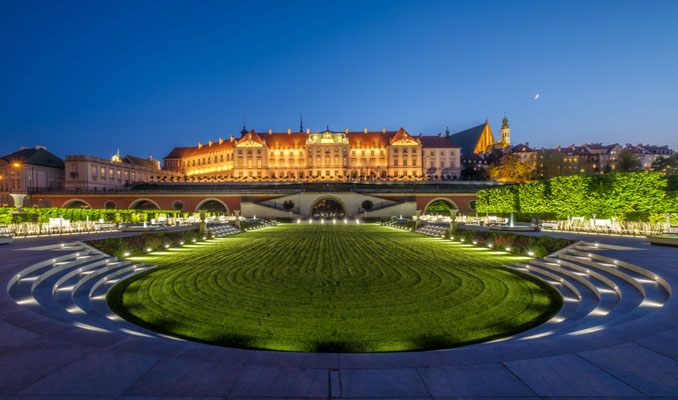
[
  {"left": 418, "top": 136, "right": 460, "bottom": 148},
  {"left": 164, "top": 129, "right": 465, "bottom": 159}
]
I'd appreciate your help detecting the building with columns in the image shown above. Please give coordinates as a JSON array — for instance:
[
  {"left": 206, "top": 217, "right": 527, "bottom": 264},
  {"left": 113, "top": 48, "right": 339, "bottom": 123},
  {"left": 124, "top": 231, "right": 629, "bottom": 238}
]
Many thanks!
[
  {"left": 65, "top": 152, "right": 178, "bottom": 191},
  {"left": 163, "top": 126, "right": 461, "bottom": 181}
]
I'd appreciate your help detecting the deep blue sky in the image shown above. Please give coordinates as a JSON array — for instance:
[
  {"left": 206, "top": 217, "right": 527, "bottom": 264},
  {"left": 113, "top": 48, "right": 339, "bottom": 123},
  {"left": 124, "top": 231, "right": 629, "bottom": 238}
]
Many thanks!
[{"left": 1, "top": 0, "right": 677, "bottom": 160}]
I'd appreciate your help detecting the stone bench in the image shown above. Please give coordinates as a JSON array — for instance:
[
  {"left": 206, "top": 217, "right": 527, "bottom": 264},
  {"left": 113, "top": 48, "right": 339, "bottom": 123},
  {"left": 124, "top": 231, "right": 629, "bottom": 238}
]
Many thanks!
[
  {"left": 540, "top": 221, "right": 559, "bottom": 230},
  {"left": 94, "top": 223, "right": 116, "bottom": 231},
  {"left": 0, "top": 225, "right": 16, "bottom": 236}
]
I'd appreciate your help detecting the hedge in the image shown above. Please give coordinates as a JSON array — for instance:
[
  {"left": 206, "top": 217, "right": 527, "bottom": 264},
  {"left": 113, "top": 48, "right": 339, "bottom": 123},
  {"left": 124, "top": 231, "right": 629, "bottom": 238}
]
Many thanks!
[
  {"left": 453, "top": 229, "right": 576, "bottom": 258},
  {"left": 0, "top": 207, "right": 182, "bottom": 225},
  {"left": 477, "top": 173, "right": 678, "bottom": 219},
  {"left": 85, "top": 229, "right": 209, "bottom": 258}
]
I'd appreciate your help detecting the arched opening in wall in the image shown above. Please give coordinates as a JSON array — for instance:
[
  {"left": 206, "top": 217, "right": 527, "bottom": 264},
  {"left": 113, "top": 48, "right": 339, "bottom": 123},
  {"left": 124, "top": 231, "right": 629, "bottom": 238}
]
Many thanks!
[
  {"left": 129, "top": 199, "right": 160, "bottom": 210},
  {"left": 424, "top": 198, "right": 458, "bottom": 216},
  {"left": 311, "top": 197, "right": 345, "bottom": 219},
  {"left": 104, "top": 201, "right": 117, "bottom": 210},
  {"left": 63, "top": 199, "right": 92, "bottom": 209},
  {"left": 196, "top": 199, "right": 228, "bottom": 214}
]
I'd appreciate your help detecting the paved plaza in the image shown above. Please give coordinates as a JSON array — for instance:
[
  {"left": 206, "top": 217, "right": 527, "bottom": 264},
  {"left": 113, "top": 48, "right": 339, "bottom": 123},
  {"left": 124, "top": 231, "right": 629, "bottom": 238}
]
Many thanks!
[{"left": 1, "top": 230, "right": 678, "bottom": 399}]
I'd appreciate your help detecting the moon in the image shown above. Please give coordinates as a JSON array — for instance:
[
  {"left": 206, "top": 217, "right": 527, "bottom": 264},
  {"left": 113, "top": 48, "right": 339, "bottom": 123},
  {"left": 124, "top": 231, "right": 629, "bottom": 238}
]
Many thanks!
[{"left": 534, "top": 93, "right": 540, "bottom": 100}]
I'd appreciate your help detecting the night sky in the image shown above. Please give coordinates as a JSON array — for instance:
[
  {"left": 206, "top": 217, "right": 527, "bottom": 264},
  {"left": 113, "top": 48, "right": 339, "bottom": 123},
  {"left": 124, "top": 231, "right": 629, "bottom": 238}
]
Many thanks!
[{"left": 1, "top": 0, "right": 677, "bottom": 160}]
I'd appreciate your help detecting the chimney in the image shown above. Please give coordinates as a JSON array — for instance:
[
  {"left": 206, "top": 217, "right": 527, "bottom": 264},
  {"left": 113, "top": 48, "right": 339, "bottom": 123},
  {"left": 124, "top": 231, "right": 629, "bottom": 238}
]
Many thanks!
[
  {"left": 437, "top": 133, "right": 442, "bottom": 137},
  {"left": 198, "top": 142, "right": 202, "bottom": 149},
  {"left": 230, "top": 136, "right": 234, "bottom": 142},
  {"left": 526, "top": 142, "right": 529, "bottom": 147},
  {"left": 445, "top": 127, "right": 450, "bottom": 138},
  {"left": 306, "top": 128, "right": 310, "bottom": 133},
  {"left": 268, "top": 129, "right": 272, "bottom": 134},
  {"left": 345, "top": 128, "right": 348, "bottom": 133},
  {"left": 364, "top": 128, "right": 368, "bottom": 133},
  {"left": 208, "top": 140, "right": 213, "bottom": 146},
  {"left": 382, "top": 128, "right": 386, "bottom": 133},
  {"left": 219, "top": 137, "right": 223, "bottom": 144},
  {"left": 288, "top": 128, "right": 291, "bottom": 134}
]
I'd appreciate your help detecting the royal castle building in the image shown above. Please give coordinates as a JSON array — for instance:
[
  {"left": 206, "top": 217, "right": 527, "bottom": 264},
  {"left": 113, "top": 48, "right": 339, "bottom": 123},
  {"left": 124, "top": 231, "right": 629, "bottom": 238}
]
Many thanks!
[{"left": 163, "top": 126, "right": 462, "bottom": 181}]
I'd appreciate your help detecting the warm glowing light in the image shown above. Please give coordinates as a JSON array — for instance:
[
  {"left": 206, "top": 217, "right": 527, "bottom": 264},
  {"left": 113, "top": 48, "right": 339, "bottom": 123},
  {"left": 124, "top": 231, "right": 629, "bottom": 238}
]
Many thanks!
[
  {"left": 12, "top": 162, "right": 21, "bottom": 167},
  {"left": 146, "top": 247, "right": 152, "bottom": 252},
  {"left": 528, "top": 251, "right": 534, "bottom": 256},
  {"left": 505, "top": 247, "right": 511, "bottom": 252},
  {"left": 123, "top": 252, "right": 130, "bottom": 257}
]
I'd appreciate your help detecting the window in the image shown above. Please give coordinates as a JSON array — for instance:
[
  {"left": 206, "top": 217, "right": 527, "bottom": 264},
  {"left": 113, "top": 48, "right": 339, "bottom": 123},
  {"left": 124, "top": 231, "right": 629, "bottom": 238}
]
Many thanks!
[
  {"left": 394, "top": 148, "right": 398, "bottom": 154},
  {"left": 412, "top": 159, "right": 417, "bottom": 166},
  {"left": 247, "top": 159, "right": 253, "bottom": 168},
  {"left": 440, "top": 161, "right": 444, "bottom": 168},
  {"left": 430, "top": 151, "right": 434, "bottom": 156},
  {"left": 441, "top": 151, "right": 444, "bottom": 156},
  {"left": 394, "top": 159, "right": 399, "bottom": 166},
  {"left": 257, "top": 159, "right": 262, "bottom": 168}
]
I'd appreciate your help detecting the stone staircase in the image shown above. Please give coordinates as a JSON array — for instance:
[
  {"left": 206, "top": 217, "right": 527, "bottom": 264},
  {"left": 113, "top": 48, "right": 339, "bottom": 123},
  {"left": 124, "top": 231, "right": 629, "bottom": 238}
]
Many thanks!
[
  {"left": 6, "top": 242, "right": 172, "bottom": 339},
  {"left": 503, "top": 241, "right": 671, "bottom": 340}
]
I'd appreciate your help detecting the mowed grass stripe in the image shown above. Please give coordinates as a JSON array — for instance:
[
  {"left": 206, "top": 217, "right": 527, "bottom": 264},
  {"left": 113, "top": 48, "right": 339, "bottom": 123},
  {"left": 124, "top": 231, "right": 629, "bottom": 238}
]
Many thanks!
[{"left": 108, "top": 224, "right": 562, "bottom": 352}]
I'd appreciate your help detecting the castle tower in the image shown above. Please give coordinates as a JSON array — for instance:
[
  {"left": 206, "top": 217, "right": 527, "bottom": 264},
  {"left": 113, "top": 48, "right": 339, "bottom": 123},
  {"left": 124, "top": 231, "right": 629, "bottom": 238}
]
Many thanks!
[{"left": 501, "top": 114, "right": 511, "bottom": 147}]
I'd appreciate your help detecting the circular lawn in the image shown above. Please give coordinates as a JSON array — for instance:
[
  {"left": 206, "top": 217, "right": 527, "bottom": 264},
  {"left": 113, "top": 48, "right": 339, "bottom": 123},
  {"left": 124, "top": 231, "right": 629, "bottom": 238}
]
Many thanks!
[{"left": 107, "top": 224, "right": 562, "bottom": 352}]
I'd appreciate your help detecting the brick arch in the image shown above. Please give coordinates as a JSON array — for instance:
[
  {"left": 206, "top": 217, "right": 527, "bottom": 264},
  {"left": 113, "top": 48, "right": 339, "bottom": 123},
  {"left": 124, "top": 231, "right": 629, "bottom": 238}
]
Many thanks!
[
  {"left": 62, "top": 198, "right": 93, "bottom": 209},
  {"left": 195, "top": 198, "right": 229, "bottom": 213}
]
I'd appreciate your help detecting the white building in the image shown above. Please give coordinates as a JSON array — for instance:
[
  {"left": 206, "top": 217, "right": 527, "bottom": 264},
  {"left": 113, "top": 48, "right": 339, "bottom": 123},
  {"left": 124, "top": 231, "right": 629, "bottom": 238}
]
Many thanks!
[{"left": 65, "top": 152, "right": 177, "bottom": 191}]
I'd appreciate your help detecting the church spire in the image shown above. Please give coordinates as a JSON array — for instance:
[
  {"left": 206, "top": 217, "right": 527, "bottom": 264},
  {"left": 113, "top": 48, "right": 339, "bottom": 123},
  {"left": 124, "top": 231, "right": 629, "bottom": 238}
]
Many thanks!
[
  {"left": 500, "top": 113, "right": 511, "bottom": 147},
  {"left": 299, "top": 113, "right": 304, "bottom": 133},
  {"left": 240, "top": 117, "right": 248, "bottom": 135}
]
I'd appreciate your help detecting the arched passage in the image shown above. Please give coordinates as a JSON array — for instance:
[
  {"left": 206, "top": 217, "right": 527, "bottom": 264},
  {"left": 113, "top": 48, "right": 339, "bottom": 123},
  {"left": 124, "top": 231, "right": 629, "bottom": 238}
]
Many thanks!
[
  {"left": 310, "top": 196, "right": 346, "bottom": 218},
  {"left": 63, "top": 199, "right": 92, "bottom": 209},
  {"left": 129, "top": 198, "right": 161, "bottom": 210},
  {"left": 423, "top": 197, "right": 458, "bottom": 216},
  {"left": 195, "top": 198, "right": 229, "bottom": 213}
]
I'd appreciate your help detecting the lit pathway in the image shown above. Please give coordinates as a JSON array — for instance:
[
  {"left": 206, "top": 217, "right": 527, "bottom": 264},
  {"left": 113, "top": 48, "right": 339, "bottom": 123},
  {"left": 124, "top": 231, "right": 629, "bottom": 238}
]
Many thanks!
[{"left": 1, "top": 231, "right": 677, "bottom": 399}]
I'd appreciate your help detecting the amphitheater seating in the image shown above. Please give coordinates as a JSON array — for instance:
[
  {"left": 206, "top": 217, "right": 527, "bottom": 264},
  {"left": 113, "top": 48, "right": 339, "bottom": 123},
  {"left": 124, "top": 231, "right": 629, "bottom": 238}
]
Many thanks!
[
  {"left": 207, "top": 224, "right": 242, "bottom": 237},
  {"left": 415, "top": 224, "right": 448, "bottom": 237},
  {"left": 7, "top": 242, "right": 165, "bottom": 338},
  {"left": 499, "top": 241, "right": 671, "bottom": 341}
]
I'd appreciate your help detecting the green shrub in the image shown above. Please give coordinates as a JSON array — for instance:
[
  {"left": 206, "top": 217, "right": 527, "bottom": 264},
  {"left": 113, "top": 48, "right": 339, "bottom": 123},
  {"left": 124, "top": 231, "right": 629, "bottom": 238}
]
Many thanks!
[
  {"left": 85, "top": 229, "right": 209, "bottom": 258},
  {"left": 453, "top": 229, "right": 575, "bottom": 258}
]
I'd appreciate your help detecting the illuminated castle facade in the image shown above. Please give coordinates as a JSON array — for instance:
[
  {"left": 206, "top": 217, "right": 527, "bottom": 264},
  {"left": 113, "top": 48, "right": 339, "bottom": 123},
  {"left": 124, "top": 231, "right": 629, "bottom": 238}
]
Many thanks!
[{"left": 163, "top": 126, "right": 461, "bottom": 180}]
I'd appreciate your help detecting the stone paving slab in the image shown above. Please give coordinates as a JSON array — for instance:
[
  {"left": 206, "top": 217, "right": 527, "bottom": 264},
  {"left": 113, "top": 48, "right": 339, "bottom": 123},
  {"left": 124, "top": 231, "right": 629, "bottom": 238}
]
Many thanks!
[
  {"left": 19, "top": 352, "right": 160, "bottom": 396},
  {"left": 340, "top": 368, "right": 431, "bottom": 398},
  {"left": 505, "top": 354, "right": 643, "bottom": 397},
  {"left": 227, "top": 366, "right": 328, "bottom": 398},
  {"left": 577, "top": 346, "right": 678, "bottom": 396},
  {"left": 0, "top": 346, "right": 90, "bottom": 394},
  {"left": 124, "top": 358, "right": 242, "bottom": 397},
  {"left": 418, "top": 363, "right": 536, "bottom": 397}
]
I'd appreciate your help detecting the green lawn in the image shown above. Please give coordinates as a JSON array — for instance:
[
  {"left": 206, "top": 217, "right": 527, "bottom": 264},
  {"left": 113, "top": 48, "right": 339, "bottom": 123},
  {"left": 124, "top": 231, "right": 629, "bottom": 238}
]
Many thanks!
[{"left": 108, "top": 224, "right": 562, "bottom": 352}]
